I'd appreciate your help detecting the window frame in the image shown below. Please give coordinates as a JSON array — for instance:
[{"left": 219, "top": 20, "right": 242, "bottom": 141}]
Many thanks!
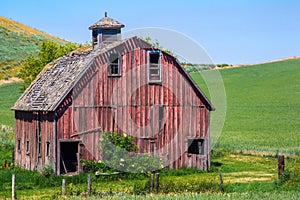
[
  {"left": 148, "top": 50, "right": 162, "bottom": 84},
  {"left": 108, "top": 53, "right": 122, "bottom": 77},
  {"left": 187, "top": 138, "right": 205, "bottom": 155}
]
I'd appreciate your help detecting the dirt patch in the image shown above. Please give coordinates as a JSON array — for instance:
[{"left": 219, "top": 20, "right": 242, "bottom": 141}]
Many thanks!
[
  {"left": 0, "top": 77, "right": 22, "bottom": 85},
  {"left": 224, "top": 171, "right": 275, "bottom": 183}
]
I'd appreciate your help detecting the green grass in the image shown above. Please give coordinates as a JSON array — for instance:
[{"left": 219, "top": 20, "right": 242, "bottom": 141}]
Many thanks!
[
  {"left": 0, "top": 151, "right": 299, "bottom": 199},
  {"left": 66, "top": 192, "right": 300, "bottom": 200},
  {"left": 0, "top": 82, "right": 21, "bottom": 127},
  {"left": 191, "top": 58, "right": 300, "bottom": 154}
]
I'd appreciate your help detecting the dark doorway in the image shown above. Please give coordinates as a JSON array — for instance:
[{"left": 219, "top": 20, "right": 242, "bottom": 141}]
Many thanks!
[{"left": 60, "top": 141, "right": 79, "bottom": 174}]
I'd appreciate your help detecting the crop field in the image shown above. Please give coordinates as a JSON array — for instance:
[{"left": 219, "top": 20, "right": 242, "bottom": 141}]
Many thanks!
[{"left": 191, "top": 58, "right": 300, "bottom": 154}]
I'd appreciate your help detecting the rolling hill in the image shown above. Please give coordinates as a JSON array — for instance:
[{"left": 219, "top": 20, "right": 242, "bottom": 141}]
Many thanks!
[
  {"left": 0, "top": 16, "right": 70, "bottom": 80},
  {"left": 191, "top": 58, "right": 300, "bottom": 154}
]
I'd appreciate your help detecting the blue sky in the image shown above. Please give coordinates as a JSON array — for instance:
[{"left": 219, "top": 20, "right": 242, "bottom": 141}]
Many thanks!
[{"left": 1, "top": 0, "right": 300, "bottom": 64}]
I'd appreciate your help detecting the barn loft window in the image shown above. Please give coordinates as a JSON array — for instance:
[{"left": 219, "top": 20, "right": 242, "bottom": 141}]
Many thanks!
[
  {"left": 148, "top": 50, "right": 161, "bottom": 84},
  {"left": 108, "top": 53, "right": 121, "bottom": 76},
  {"left": 187, "top": 138, "right": 205, "bottom": 155},
  {"left": 17, "top": 138, "right": 21, "bottom": 151},
  {"left": 46, "top": 142, "right": 50, "bottom": 157}
]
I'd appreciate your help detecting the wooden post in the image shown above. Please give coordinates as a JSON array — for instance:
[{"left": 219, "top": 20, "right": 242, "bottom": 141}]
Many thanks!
[
  {"left": 62, "top": 179, "right": 66, "bottom": 195},
  {"left": 218, "top": 169, "right": 223, "bottom": 185},
  {"left": 278, "top": 155, "right": 285, "bottom": 179},
  {"left": 12, "top": 150, "right": 15, "bottom": 164},
  {"left": 150, "top": 173, "right": 154, "bottom": 191},
  {"left": 87, "top": 174, "right": 91, "bottom": 196},
  {"left": 12, "top": 174, "right": 15, "bottom": 200},
  {"left": 155, "top": 173, "right": 159, "bottom": 193}
]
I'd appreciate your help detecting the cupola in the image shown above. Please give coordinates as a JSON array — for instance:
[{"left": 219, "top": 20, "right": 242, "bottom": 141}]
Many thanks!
[{"left": 88, "top": 12, "right": 125, "bottom": 48}]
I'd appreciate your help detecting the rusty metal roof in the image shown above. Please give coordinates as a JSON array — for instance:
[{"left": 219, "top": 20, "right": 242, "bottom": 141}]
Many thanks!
[{"left": 88, "top": 12, "right": 125, "bottom": 30}]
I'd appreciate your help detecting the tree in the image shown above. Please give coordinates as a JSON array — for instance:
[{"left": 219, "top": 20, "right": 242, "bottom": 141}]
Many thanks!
[{"left": 19, "top": 41, "right": 78, "bottom": 91}]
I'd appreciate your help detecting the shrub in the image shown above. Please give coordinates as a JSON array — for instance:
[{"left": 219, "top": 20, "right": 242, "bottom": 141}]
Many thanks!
[
  {"left": 66, "top": 183, "right": 83, "bottom": 196},
  {"left": 3, "top": 74, "right": 11, "bottom": 80},
  {"left": 39, "top": 164, "right": 54, "bottom": 178},
  {"left": 82, "top": 132, "right": 163, "bottom": 174}
]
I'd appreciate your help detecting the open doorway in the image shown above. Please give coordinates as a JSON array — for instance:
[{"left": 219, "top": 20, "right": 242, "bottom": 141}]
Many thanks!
[{"left": 60, "top": 141, "right": 79, "bottom": 174}]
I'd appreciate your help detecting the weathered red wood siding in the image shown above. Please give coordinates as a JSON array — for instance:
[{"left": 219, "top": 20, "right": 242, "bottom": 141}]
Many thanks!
[
  {"left": 14, "top": 111, "right": 54, "bottom": 170},
  {"left": 54, "top": 47, "right": 210, "bottom": 169}
]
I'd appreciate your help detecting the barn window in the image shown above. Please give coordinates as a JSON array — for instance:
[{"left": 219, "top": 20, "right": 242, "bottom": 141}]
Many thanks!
[
  {"left": 17, "top": 138, "right": 21, "bottom": 151},
  {"left": 108, "top": 53, "right": 121, "bottom": 76},
  {"left": 26, "top": 140, "right": 30, "bottom": 154},
  {"left": 46, "top": 142, "right": 50, "bottom": 157},
  {"left": 148, "top": 50, "right": 161, "bottom": 84},
  {"left": 187, "top": 138, "right": 205, "bottom": 155}
]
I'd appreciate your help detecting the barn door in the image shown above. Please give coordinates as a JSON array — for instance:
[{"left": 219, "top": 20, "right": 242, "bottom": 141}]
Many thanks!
[{"left": 59, "top": 141, "right": 80, "bottom": 174}]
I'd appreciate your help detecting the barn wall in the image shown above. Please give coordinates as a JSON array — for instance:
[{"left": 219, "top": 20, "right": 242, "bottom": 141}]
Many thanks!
[
  {"left": 55, "top": 48, "right": 210, "bottom": 169},
  {"left": 14, "top": 111, "right": 54, "bottom": 170}
]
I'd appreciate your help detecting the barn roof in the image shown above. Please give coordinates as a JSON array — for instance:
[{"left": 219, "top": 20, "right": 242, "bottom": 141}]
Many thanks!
[
  {"left": 12, "top": 36, "right": 214, "bottom": 112},
  {"left": 88, "top": 13, "right": 125, "bottom": 30}
]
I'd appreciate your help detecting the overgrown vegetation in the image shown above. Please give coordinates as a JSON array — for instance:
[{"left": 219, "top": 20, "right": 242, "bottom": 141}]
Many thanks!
[
  {"left": 0, "top": 125, "right": 14, "bottom": 167},
  {"left": 0, "top": 16, "right": 69, "bottom": 79},
  {"left": 19, "top": 40, "right": 78, "bottom": 91},
  {"left": 82, "top": 132, "right": 163, "bottom": 174},
  {"left": 0, "top": 150, "right": 299, "bottom": 199}
]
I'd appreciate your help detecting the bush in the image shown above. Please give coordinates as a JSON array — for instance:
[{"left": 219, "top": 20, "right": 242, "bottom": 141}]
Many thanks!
[
  {"left": 3, "top": 74, "right": 11, "bottom": 80},
  {"left": 39, "top": 164, "right": 54, "bottom": 178},
  {"left": 0, "top": 125, "right": 14, "bottom": 151},
  {"left": 82, "top": 132, "right": 163, "bottom": 174}
]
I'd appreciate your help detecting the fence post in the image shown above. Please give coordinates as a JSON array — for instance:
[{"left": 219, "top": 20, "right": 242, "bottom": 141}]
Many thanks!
[
  {"left": 62, "top": 179, "right": 66, "bottom": 195},
  {"left": 12, "top": 174, "right": 15, "bottom": 200},
  {"left": 155, "top": 173, "right": 159, "bottom": 194},
  {"left": 150, "top": 173, "right": 154, "bottom": 191},
  {"left": 88, "top": 174, "right": 91, "bottom": 196},
  {"left": 218, "top": 169, "right": 223, "bottom": 185},
  {"left": 278, "top": 155, "right": 285, "bottom": 179}
]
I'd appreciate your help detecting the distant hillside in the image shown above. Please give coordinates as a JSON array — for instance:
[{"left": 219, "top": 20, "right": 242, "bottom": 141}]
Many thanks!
[
  {"left": 0, "top": 16, "right": 71, "bottom": 80},
  {"left": 191, "top": 58, "right": 300, "bottom": 154}
]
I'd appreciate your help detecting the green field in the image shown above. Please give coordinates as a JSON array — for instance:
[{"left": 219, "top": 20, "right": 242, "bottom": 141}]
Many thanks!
[
  {"left": 191, "top": 58, "right": 300, "bottom": 154},
  {"left": 0, "top": 82, "right": 21, "bottom": 127}
]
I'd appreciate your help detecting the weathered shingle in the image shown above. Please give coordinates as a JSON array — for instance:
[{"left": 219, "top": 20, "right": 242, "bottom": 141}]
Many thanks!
[
  {"left": 12, "top": 37, "right": 151, "bottom": 111},
  {"left": 88, "top": 15, "right": 125, "bottom": 30}
]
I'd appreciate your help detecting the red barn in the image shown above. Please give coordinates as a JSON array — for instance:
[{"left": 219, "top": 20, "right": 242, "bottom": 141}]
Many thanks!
[{"left": 13, "top": 14, "right": 214, "bottom": 174}]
